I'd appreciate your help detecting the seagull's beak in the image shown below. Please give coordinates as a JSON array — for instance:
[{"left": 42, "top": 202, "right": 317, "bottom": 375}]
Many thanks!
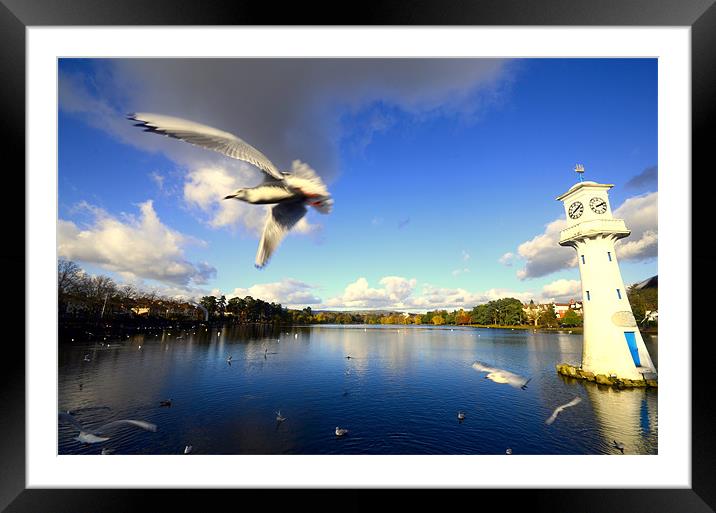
[{"left": 223, "top": 194, "right": 235, "bottom": 200}]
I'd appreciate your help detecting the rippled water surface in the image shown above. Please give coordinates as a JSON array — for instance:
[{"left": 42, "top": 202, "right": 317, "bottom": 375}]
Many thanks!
[{"left": 58, "top": 325, "right": 658, "bottom": 455}]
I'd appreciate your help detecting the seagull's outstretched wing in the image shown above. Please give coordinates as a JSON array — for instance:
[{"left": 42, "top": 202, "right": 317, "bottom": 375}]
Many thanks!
[
  {"left": 128, "top": 113, "right": 284, "bottom": 180},
  {"left": 545, "top": 396, "right": 582, "bottom": 425},
  {"left": 471, "top": 361, "right": 499, "bottom": 374},
  {"left": 256, "top": 202, "right": 307, "bottom": 268},
  {"left": 94, "top": 419, "right": 158, "bottom": 434},
  {"left": 472, "top": 361, "right": 530, "bottom": 389}
]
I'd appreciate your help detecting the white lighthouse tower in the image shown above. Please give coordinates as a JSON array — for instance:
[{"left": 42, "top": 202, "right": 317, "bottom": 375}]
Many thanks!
[{"left": 556, "top": 165, "right": 657, "bottom": 381}]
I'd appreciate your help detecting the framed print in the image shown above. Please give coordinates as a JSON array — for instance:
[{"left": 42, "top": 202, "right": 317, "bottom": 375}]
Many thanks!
[{"left": 3, "top": 0, "right": 715, "bottom": 511}]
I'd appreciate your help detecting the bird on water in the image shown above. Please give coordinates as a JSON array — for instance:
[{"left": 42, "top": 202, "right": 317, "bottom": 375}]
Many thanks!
[
  {"left": 335, "top": 427, "right": 349, "bottom": 437},
  {"left": 128, "top": 113, "right": 333, "bottom": 268}
]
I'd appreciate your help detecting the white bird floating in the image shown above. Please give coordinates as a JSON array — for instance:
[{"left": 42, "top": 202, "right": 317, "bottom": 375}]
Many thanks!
[
  {"left": 58, "top": 412, "right": 157, "bottom": 444},
  {"left": 276, "top": 410, "right": 286, "bottom": 422},
  {"left": 457, "top": 411, "right": 466, "bottom": 421},
  {"left": 545, "top": 396, "right": 582, "bottom": 425},
  {"left": 129, "top": 113, "right": 334, "bottom": 268},
  {"left": 472, "top": 361, "right": 531, "bottom": 389},
  {"left": 184, "top": 445, "right": 193, "bottom": 454},
  {"left": 612, "top": 440, "right": 625, "bottom": 454},
  {"left": 335, "top": 427, "right": 349, "bottom": 437}
]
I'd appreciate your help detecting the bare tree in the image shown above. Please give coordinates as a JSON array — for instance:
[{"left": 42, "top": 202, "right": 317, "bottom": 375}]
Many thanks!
[{"left": 57, "top": 259, "right": 82, "bottom": 295}]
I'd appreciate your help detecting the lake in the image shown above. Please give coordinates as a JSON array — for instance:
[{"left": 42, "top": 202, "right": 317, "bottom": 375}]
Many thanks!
[{"left": 58, "top": 324, "right": 658, "bottom": 455}]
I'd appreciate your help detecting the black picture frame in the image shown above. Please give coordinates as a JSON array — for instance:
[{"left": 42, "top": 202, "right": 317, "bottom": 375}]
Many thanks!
[{"left": 2, "top": 1, "right": 713, "bottom": 511}]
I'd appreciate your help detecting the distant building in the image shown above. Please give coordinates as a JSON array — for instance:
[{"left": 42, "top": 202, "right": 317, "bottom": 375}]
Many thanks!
[
  {"left": 554, "top": 299, "right": 583, "bottom": 319},
  {"left": 523, "top": 299, "right": 583, "bottom": 323}
]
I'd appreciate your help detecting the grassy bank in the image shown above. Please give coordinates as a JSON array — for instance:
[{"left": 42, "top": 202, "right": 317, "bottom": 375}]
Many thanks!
[{"left": 466, "top": 324, "right": 583, "bottom": 333}]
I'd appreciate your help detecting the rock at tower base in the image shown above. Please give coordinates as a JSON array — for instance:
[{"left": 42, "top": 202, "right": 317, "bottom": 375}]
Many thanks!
[{"left": 556, "top": 363, "right": 657, "bottom": 388}]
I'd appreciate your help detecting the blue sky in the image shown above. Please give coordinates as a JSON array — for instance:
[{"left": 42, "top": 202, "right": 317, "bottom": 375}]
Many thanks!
[{"left": 58, "top": 58, "right": 657, "bottom": 310}]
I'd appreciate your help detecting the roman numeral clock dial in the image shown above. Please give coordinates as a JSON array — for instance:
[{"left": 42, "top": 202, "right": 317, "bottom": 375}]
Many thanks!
[
  {"left": 590, "top": 197, "right": 607, "bottom": 214},
  {"left": 568, "top": 201, "right": 583, "bottom": 219}
]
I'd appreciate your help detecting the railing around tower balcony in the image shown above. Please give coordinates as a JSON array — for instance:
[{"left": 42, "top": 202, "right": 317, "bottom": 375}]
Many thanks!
[{"left": 559, "top": 218, "right": 630, "bottom": 244}]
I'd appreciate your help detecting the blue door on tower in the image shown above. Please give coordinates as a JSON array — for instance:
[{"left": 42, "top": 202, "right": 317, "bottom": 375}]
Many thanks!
[{"left": 624, "top": 331, "right": 641, "bottom": 366}]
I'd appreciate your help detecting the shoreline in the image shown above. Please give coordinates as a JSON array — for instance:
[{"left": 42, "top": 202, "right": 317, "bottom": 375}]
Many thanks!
[{"left": 58, "top": 319, "right": 657, "bottom": 343}]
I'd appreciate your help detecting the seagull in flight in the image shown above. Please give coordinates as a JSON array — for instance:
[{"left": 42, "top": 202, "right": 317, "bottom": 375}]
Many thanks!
[
  {"left": 58, "top": 412, "right": 157, "bottom": 444},
  {"left": 128, "top": 113, "right": 334, "bottom": 268},
  {"left": 545, "top": 396, "right": 582, "bottom": 425},
  {"left": 472, "top": 361, "right": 531, "bottom": 389}
]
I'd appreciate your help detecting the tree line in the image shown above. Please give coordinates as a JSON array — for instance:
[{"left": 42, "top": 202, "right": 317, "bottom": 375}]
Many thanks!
[{"left": 59, "top": 259, "right": 655, "bottom": 329}]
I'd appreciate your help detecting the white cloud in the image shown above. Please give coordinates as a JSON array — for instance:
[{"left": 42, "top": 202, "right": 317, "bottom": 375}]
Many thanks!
[
  {"left": 324, "top": 276, "right": 533, "bottom": 311},
  {"left": 380, "top": 276, "right": 418, "bottom": 302},
  {"left": 228, "top": 279, "right": 322, "bottom": 308},
  {"left": 515, "top": 218, "right": 577, "bottom": 280},
  {"left": 183, "top": 165, "right": 265, "bottom": 233},
  {"left": 462, "top": 250, "right": 470, "bottom": 261},
  {"left": 612, "top": 192, "right": 658, "bottom": 261},
  {"left": 511, "top": 192, "right": 658, "bottom": 280},
  {"left": 413, "top": 285, "right": 533, "bottom": 310},
  {"left": 540, "top": 279, "right": 582, "bottom": 303},
  {"left": 58, "top": 200, "right": 216, "bottom": 286},
  {"left": 324, "top": 276, "right": 417, "bottom": 309},
  {"left": 452, "top": 268, "right": 470, "bottom": 276},
  {"left": 498, "top": 252, "right": 515, "bottom": 266},
  {"left": 617, "top": 230, "right": 658, "bottom": 260},
  {"left": 149, "top": 171, "right": 165, "bottom": 191}
]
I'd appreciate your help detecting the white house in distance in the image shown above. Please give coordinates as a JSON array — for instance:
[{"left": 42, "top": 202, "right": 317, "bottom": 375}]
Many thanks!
[
  {"left": 522, "top": 300, "right": 582, "bottom": 325},
  {"left": 554, "top": 299, "right": 583, "bottom": 319},
  {"left": 556, "top": 173, "right": 657, "bottom": 382}
]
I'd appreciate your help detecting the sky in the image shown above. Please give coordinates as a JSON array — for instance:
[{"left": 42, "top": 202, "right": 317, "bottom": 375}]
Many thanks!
[{"left": 57, "top": 58, "right": 658, "bottom": 311}]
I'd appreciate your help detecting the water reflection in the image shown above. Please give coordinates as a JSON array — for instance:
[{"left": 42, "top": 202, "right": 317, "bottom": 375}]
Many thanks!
[
  {"left": 582, "top": 382, "right": 658, "bottom": 454},
  {"left": 59, "top": 324, "right": 657, "bottom": 455}
]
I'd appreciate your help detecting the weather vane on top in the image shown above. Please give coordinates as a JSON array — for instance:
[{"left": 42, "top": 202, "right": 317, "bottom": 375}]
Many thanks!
[{"left": 574, "top": 164, "right": 585, "bottom": 182}]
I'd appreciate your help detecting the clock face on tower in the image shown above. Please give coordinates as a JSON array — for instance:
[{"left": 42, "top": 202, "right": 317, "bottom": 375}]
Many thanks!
[
  {"left": 568, "top": 201, "right": 584, "bottom": 219},
  {"left": 589, "top": 197, "right": 608, "bottom": 214}
]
